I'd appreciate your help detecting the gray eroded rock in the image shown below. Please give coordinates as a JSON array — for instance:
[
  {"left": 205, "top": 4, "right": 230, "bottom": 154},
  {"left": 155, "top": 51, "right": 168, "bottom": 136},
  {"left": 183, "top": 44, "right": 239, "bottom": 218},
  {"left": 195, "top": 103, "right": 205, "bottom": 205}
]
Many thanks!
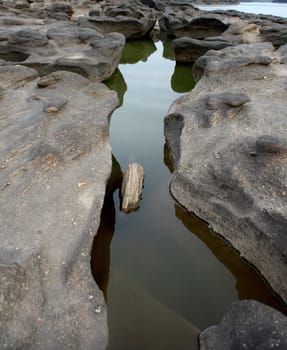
[
  {"left": 159, "top": 5, "right": 229, "bottom": 38},
  {"left": 46, "top": 23, "right": 104, "bottom": 45},
  {"left": 278, "top": 43, "right": 287, "bottom": 63},
  {"left": 139, "top": 0, "right": 165, "bottom": 11},
  {"left": 255, "top": 135, "right": 287, "bottom": 155},
  {"left": 0, "top": 17, "right": 125, "bottom": 81},
  {"left": 164, "top": 43, "right": 287, "bottom": 303},
  {"left": 159, "top": 4, "right": 287, "bottom": 55},
  {"left": 78, "top": 16, "right": 156, "bottom": 40},
  {"left": 121, "top": 163, "right": 145, "bottom": 213},
  {"left": 172, "top": 36, "right": 234, "bottom": 63},
  {"left": 0, "top": 66, "right": 119, "bottom": 349},
  {"left": 260, "top": 22, "right": 287, "bottom": 48},
  {"left": 53, "top": 32, "right": 125, "bottom": 81},
  {"left": 44, "top": 3, "right": 74, "bottom": 20},
  {"left": 8, "top": 28, "right": 49, "bottom": 47},
  {"left": 77, "top": 0, "right": 157, "bottom": 40},
  {"left": 171, "top": 16, "right": 229, "bottom": 39},
  {"left": 199, "top": 300, "right": 287, "bottom": 350},
  {"left": 192, "top": 42, "right": 275, "bottom": 81}
]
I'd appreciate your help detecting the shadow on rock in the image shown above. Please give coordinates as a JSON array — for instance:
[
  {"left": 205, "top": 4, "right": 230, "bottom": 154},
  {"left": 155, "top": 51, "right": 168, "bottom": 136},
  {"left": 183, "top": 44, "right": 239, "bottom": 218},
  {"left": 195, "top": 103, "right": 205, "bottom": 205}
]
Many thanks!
[
  {"left": 163, "top": 142, "right": 174, "bottom": 173},
  {"left": 91, "top": 155, "right": 122, "bottom": 301}
]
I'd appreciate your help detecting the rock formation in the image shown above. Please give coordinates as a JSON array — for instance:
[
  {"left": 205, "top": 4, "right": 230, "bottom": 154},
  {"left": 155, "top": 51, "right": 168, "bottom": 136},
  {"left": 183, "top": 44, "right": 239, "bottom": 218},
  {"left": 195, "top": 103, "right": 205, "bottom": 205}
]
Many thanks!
[
  {"left": 159, "top": 4, "right": 229, "bottom": 38},
  {"left": 1, "top": 0, "right": 287, "bottom": 348},
  {"left": 77, "top": 0, "right": 157, "bottom": 40},
  {"left": 200, "top": 300, "right": 287, "bottom": 350},
  {"left": 0, "top": 4, "right": 127, "bottom": 345},
  {"left": 0, "top": 65, "right": 118, "bottom": 349},
  {"left": 172, "top": 36, "right": 234, "bottom": 63},
  {"left": 159, "top": 3, "right": 287, "bottom": 62},
  {"left": 165, "top": 18, "right": 287, "bottom": 307},
  {"left": 0, "top": 16, "right": 125, "bottom": 81},
  {"left": 161, "top": 3, "right": 287, "bottom": 349}
]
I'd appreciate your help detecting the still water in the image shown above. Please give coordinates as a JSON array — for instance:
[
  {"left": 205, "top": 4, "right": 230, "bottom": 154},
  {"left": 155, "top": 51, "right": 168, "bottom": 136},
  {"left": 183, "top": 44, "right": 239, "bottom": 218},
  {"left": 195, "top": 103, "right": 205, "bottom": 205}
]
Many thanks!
[
  {"left": 91, "top": 35, "right": 286, "bottom": 350},
  {"left": 199, "top": 2, "right": 287, "bottom": 18}
]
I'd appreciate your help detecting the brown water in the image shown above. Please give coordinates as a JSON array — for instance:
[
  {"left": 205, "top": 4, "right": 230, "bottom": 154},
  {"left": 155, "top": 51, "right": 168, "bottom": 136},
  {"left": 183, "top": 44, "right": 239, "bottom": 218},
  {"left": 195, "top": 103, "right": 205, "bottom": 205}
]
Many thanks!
[{"left": 91, "top": 39, "right": 287, "bottom": 350}]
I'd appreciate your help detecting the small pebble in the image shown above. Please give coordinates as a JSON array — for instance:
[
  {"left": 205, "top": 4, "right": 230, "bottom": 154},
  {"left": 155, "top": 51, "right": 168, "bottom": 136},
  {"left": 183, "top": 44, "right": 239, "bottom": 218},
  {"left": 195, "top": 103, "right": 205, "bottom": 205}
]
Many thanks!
[
  {"left": 46, "top": 106, "right": 58, "bottom": 113},
  {"left": 94, "top": 306, "right": 102, "bottom": 314}
]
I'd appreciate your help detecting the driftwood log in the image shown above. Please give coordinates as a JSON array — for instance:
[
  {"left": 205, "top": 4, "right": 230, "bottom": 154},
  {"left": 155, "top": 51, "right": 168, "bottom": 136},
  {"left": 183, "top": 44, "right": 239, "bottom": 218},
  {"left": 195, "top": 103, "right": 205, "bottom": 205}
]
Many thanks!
[{"left": 121, "top": 163, "right": 144, "bottom": 213}]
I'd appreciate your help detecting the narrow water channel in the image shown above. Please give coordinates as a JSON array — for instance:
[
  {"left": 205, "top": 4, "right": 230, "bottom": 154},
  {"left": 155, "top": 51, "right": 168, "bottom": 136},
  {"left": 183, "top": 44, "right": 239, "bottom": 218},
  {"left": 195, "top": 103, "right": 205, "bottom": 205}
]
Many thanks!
[{"left": 91, "top": 39, "right": 286, "bottom": 350}]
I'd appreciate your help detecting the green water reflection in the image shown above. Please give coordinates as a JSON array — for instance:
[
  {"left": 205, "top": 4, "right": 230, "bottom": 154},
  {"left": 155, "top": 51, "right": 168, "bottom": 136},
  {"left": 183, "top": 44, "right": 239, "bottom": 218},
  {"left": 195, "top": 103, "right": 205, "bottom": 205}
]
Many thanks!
[
  {"left": 92, "top": 39, "right": 286, "bottom": 350},
  {"left": 171, "top": 63, "right": 196, "bottom": 93},
  {"left": 105, "top": 69, "right": 127, "bottom": 108},
  {"left": 161, "top": 35, "right": 175, "bottom": 61},
  {"left": 120, "top": 39, "right": 157, "bottom": 64}
]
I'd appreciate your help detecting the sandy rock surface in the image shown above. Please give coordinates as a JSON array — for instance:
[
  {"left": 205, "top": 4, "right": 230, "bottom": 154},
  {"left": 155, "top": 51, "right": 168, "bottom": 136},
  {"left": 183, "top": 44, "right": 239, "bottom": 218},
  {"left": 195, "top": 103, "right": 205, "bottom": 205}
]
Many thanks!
[{"left": 0, "top": 65, "right": 118, "bottom": 349}]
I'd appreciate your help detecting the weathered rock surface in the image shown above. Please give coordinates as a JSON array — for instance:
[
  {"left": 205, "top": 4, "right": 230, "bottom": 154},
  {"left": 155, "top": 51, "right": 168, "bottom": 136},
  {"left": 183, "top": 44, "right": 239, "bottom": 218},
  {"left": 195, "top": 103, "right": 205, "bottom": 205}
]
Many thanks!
[
  {"left": 260, "top": 22, "right": 287, "bottom": 47},
  {"left": 77, "top": 0, "right": 157, "bottom": 40},
  {"left": 78, "top": 15, "right": 155, "bottom": 40},
  {"left": 0, "top": 10, "right": 125, "bottom": 81},
  {"left": 192, "top": 42, "right": 275, "bottom": 80},
  {"left": 159, "top": 4, "right": 287, "bottom": 62},
  {"left": 121, "top": 163, "right": 145, "bottom": 212},
  {"left": 159, "top": 5, "right": 230, "bottom": 38},
  {"left": 170, "top": 15, "right": 228, "bottom": 38},
  {"left": 199, "top": 300, "right": 287, "bottom": 350},
  {"left": 43, "top": 3, "right": 74, "bottom": 20},
  {"left": 172, "top": 36, "right": 234, "bottom": 63},
  {"left": 165, "top": 42, "right": 287, "bottom": 303},
  {"left": 0, "top": 66, "right": 118, "bottom": 349}
]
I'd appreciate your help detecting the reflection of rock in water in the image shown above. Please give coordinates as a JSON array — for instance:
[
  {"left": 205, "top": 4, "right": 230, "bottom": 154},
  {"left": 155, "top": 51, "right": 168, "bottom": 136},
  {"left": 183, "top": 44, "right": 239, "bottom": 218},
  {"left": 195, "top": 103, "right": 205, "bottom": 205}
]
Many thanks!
[
  {"left": 171, "top": 63, "right": 195, "bottom": 93},
  {"left": 107, "top": 268, "right": 199, "bottom": 350},
  {"left": 91, "top": 155, "right": 122, "bottom": 301},
  {"left": 174, "top": 204, "right": 287, "bottom": 316},
  {"left": 163, "top": 143, "right": 174, "bottom": 173},
  {"left": 104, "top": 68, "right": 127, "bottom": 108},
  {"left": 120, "top": 39, "right": 156, "bottom": 64},
  {"left": 161, "top": 35, "right": 175, "bottom": 61},
  {"left": 105, "top": 39, "right": 157, "bottom": 107}
]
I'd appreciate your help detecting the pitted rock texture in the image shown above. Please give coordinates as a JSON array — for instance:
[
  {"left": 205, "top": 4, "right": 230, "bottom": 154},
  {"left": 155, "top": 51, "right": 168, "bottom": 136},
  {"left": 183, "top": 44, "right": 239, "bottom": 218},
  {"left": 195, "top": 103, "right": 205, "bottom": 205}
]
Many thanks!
[
  {"left": 0, "top": 66, "right": 118, "bottom": 349},
  {"left": 260, "top": 22, "right": 287, "bottom": 48},
  {"left": 165, "top": 42, "right": 287, "bottom": 304},
  {"left": 159, "top": 5, "right": 230, "bottom": 38},
  {"left": 77, "top": 0, "right": 157, "bottom": 40},
  {"left": 192, "top": 42, "right": 275, "bottom": 80},
  {"left": 200, "top": 300, "right": 287, "bottom": 350},
  {"left": 0, "top": 7, "right": 125, "bottom": 81},
  {"left": 172, "top": 37, "right": 234, "bottom": 63},
  {"left": 159, "top": 4, "right": 287, "bottom": 63}
]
